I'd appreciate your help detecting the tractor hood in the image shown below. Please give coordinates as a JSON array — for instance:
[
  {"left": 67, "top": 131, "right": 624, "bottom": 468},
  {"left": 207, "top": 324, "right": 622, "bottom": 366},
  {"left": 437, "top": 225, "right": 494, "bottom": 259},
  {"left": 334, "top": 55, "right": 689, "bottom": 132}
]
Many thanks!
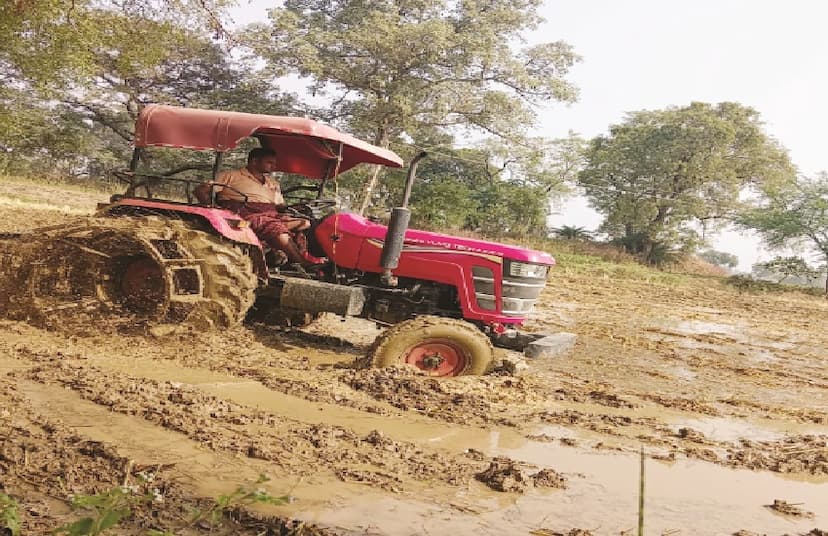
[{"left": 330, "top": 213, "right": 555, "bottom": 265}]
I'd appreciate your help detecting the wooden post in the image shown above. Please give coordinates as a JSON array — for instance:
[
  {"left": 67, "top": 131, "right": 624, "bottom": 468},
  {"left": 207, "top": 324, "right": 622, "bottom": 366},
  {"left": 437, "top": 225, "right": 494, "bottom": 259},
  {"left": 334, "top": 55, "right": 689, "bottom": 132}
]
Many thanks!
[{"left": 638, "top": 446, "right": 645, "bottom": 536}]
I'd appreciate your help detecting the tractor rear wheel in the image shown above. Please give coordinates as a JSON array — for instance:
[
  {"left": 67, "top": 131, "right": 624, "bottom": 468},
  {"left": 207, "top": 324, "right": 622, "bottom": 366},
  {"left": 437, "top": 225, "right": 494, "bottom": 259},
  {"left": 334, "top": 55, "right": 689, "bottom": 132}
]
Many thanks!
[
  {"left": 9, "top": 217, "right": 257, "bottom": 330},
  {"left": 362, "top": 316, "right": 494, "bottom": 377}
]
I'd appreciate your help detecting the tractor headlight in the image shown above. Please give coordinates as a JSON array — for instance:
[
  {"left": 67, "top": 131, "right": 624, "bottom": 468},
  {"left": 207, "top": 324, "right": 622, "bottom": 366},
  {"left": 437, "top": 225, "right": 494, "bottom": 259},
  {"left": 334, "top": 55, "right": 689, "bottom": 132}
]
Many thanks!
[{"left": 508, "top": 262, "right": 548, "bottom": 279}]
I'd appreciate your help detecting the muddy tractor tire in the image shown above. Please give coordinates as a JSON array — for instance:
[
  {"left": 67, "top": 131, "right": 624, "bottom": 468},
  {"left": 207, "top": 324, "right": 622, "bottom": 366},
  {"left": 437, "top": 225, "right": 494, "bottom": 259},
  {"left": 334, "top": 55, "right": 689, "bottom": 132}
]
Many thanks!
[
  {"left": 0, "top": 217, "right": 257, "bottom": 331},
  {"left": 362, "top": 316, "right": 494, "bottom": 377}
]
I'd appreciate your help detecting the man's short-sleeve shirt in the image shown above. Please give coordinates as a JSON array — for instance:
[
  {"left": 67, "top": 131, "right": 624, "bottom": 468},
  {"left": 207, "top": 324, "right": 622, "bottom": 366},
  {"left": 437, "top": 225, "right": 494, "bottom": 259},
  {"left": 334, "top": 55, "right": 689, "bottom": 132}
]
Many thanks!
[{"left": 215, "top": 167, "right": 285, "bottom": 205}]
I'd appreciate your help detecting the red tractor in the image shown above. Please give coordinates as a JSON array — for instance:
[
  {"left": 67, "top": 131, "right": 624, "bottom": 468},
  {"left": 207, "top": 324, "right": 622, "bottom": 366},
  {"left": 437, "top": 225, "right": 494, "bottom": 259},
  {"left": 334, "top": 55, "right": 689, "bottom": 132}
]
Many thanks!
[{"left": 0, "top": 105, "right": 554, "bottom": 377}]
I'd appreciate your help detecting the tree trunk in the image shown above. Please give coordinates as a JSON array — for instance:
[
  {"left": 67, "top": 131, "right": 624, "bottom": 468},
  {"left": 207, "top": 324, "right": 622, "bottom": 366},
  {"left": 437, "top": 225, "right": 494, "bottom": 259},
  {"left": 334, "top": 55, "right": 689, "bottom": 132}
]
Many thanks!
[
  {"left": 623, "top": 224, "right": 636, "bottom": 254},
  {"left": 357, "top": 125, "right": 390, "bottom": 216},
  {"left": 644, "top": 239, "right": 657, "bottom": 265},
  {"left": 358, "top": 164, "right": 384, "bottom": 215}
]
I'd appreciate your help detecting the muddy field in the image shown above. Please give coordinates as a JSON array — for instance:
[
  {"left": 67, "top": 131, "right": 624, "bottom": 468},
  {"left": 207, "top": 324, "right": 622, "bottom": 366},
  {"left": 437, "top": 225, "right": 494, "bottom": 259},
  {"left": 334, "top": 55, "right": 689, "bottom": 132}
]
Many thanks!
[{"left": 0, "top": 180, "right": 826, "bottom": 535}]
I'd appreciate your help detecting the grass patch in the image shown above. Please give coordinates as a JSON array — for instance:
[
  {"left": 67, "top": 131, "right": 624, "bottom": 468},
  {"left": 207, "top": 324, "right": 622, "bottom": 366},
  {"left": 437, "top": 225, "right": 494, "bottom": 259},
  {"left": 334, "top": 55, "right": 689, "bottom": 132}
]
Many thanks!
[
  {"left": 515, "top": 237, "right": 689, "bottom": 285},
  {"left": 0, "top": 493, "right": 21, "bottom": 536},
  {"left": 724, "top": 274, "right": 826, "bottom": 297},
  {"left": 0, "top": 174, "right": 117, "bottom": 195},
  {"left": 0, "top": 174, "right": 112, "bottom": 212},
  {"left": 0, "top": 196, "right": 94, "bottom": 215},
  {"left": 550, "top": 251, "right": 688, "bottom": 285}
]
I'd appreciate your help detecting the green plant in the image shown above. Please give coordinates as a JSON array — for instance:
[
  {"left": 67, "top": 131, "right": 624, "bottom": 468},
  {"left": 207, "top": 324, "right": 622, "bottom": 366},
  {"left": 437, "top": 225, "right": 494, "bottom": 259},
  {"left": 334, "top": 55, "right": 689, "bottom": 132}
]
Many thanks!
[
  {"left": 0, "top": 493, "right": 21, "bottom": 536},
  {"left": 53, "top": 486, "right": 149, "bottom": 536},
  {"left": 49, "top": 473, "right": 289, "bottom": 536},
  {"left": 145, "top": 474, "right": 290, "bottom": 535},
  {"left": 698, "top": 249, "right": 739, "bottom": 269},
  {"left": 579, "top": 102, "right": 794, "bottom": 261},
  {"left": 191, "top": 474, "right": 289, "bottom": 530},
  {"left": 550, "top": 225, "right": 592, "bottom": 240},
  {"left": 724, "top": 274, "right": 823, "bottom": 296}
]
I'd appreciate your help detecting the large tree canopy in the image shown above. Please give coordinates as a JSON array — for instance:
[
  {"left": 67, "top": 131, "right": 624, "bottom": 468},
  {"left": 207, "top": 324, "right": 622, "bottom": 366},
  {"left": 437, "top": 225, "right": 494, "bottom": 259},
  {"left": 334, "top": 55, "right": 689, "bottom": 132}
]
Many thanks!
[
  {"left": 0, "top": 0, "right": 298, "bottom": 177},
  {"left": 698, "top": 249, "right": 739, "bottom": 269},
  {"left": 578, "top": 102, "right": 794, "bottom": 263},
  {"left": 739, "top": 173, "right": 828, "bottom": 292},
  {"left": 249, "top": 0, "right": 580, "bottom": 211},
  {"left": 407, "top": 144, "right": 554, "bottom": 238},
  {"left": 1, "top": 0, "right": 236, "bottom": 88}
]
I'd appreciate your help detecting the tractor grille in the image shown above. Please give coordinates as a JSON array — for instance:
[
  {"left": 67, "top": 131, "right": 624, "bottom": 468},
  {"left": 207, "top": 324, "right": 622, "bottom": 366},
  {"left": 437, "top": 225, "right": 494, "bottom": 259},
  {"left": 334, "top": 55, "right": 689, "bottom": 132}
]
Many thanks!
[
  {"left": 472, "top": 262, "right": 548, "bottom": 316},
  {"left": 472, "top": 266, "right": 496, "bottom": 311}
]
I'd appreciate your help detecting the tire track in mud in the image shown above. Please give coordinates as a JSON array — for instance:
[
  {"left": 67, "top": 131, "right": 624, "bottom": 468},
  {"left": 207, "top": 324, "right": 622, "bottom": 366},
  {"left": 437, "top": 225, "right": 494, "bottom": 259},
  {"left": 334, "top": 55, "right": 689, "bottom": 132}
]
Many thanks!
[
  {"left": 2, "top": 361, "right": 538, "bottom": 533},
  {"left": 1, "top": 320, "right": 402, "bottom": 418},
  {"left": 2, "top": 319, "right": 604, "bottom": 431},
  {"left": 14, "top": 360, "right": 496, "bottom": 493},
  {"left": 0, "top": 378, "right": 331, "bottom": 535},
  {"left": 2, "top": 319, "right": 547, "bottom": 433}
]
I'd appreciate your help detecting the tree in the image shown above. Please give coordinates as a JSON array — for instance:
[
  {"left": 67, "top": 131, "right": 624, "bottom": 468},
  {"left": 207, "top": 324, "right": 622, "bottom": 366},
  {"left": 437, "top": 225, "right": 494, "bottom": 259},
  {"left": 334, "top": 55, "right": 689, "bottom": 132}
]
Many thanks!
[
  {"left": 578, "top": 102, "right": 794, "bottom": 264},
  {"left": 405, "top": 144, "right": 553, "bottom": 238},
  {"left": 551, "top": 225, "right": 592, "bottom": 240},
  {"left": 54, "top": 20, "right": 296, "bottom": 175},
  {"left": 698, "top": 249, "right": 739, "bottom": 269},
  {"left": 0, "top": 1, "right": 296, "bottom": 178},
  {"left": 407, "top": 144, "right": 490, "bottom": 231},
  {"left": 752, "top": 256, "right": 821, "bottom": 285},
  {"left": 249, "top": 0, "right": 580, "bottom": 212},
  {"left": 0, "top": 0, "right": 235, "bottom": 89},
  {"left": 739, "top": 173, "right": 828, "bottom": 293}
]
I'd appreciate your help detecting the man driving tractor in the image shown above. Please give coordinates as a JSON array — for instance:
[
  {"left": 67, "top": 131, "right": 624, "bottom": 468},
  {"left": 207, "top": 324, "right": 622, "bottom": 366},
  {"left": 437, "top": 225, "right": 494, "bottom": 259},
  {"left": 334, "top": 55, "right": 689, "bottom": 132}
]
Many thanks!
[{"left": 196, "top": 148, "right": 323, "bottom": 268}]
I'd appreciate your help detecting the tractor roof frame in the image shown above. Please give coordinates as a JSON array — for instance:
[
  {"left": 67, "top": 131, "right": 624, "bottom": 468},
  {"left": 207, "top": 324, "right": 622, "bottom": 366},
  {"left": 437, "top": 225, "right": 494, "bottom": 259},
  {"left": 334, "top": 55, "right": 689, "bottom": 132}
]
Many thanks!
[{"left": 132, "top": 104, "right": 404, "bottom": 181}]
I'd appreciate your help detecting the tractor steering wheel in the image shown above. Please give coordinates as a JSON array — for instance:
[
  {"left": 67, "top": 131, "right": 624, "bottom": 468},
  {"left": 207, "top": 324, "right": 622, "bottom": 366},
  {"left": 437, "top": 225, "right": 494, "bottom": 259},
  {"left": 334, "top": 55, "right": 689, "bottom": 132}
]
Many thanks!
[
  {"left": 283, "top": 199, "right": 338, "bottom": 220},
  {"left": 281, "top": 184, "right": 337, "bottom": 219}
]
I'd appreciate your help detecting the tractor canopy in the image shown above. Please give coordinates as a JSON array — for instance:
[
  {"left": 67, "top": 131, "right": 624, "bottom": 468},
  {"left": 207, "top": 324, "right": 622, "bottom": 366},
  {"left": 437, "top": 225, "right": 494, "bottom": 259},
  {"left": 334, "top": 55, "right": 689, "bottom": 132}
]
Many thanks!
[{"left": 134, "top": 104, "right": 403, "bottom": 179}]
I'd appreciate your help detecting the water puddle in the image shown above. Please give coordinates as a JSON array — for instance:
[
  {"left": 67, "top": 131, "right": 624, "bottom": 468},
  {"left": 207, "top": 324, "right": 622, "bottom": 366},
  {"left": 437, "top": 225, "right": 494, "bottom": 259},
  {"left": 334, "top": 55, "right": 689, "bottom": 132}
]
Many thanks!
[
  {"left": 669, "top": 416, "right": 785, "bottom": 442},
  {"left": 15, "top": 381, "right": 377, "bottom": 510},
  {"left": 305, "top": 443, "right": 828, "bottom": 535},
  {"left": 766, "top": 340, "right": 797, "bottom": 351},
  {"left": 669, "top": 415, "right": 826, "bottom": 442},
  {"left": 530, "top": 300, "right": 578, "bottom": 328},
  {"left": 547, "top": 399, "right": 826, "bottom": 445},
  {"left": 645, "top": 318, "right": 754, "bottom": 350},
  {"left": 748, "top": 348, "right": 780, "bottom": 364},
  {"left": 670, "top": 365, "right": 697, "bottom": 381}
]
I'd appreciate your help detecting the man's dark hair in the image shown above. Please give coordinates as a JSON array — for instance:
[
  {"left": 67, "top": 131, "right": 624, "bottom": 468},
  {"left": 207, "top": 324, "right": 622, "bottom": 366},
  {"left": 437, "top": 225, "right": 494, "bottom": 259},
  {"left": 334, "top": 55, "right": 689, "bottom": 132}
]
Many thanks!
[{"left": 248, "top": 147, "right": 277, "bottom": 163}]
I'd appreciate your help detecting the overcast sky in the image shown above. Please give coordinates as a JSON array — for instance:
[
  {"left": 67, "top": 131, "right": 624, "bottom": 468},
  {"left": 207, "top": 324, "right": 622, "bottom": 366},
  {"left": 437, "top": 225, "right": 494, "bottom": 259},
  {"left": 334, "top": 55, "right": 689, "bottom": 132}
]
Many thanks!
[{"left": 230, "top": 1, "right": 828, "bottom": 271}]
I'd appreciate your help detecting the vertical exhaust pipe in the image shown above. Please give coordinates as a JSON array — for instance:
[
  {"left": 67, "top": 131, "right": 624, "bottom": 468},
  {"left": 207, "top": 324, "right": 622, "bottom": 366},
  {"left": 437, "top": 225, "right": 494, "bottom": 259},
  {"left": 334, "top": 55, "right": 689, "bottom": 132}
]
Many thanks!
[{"left": 380, "top": 151, "right": 427, "bottom": 286}]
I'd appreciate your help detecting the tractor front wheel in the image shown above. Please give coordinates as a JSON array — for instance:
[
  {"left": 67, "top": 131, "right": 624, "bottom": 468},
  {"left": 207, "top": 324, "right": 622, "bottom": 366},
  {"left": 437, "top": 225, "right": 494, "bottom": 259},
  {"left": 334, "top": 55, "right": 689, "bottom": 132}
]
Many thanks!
[{"left": 364, "top": 316, "right": 494, "bottom": 377}]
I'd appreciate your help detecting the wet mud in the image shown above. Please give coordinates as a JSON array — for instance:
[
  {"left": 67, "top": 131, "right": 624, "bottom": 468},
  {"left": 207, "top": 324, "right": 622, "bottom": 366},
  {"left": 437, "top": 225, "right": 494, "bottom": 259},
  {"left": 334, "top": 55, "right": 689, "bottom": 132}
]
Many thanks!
[{"left": 0, "top": 182, "right": 826, "bottom": 534}]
